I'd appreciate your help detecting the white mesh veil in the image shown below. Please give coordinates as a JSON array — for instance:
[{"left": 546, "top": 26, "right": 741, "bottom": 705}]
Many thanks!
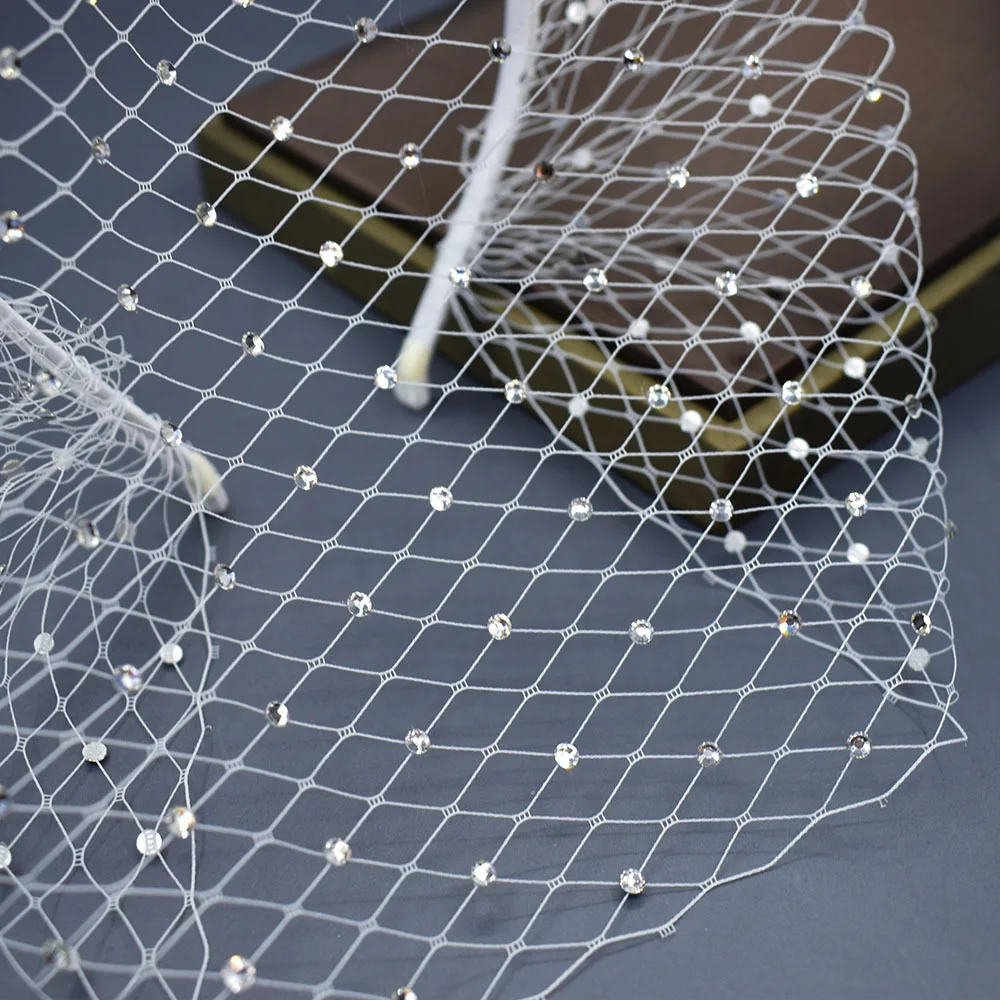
[{"left": 0, "top": 1, "right": 965, "bottom": 998}]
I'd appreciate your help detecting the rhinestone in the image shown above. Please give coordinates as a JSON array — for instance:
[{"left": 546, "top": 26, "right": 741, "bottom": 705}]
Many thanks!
[
  {"left": 628, "top": 619, "right": 653, "bottom": 645},
  {"left": 399, "top": 142, "right": 422, "bottom": 169},
  {"left": 323, "top": 837, "right": 351, "bottom": 865},
  {"left": 242, "top": 332, "right": 264, "bottom": 357},
  {"left": 568, "top": 497, "right": 593, "bottom": 522},
  {"left": 354, "top": 17, "right": 378, "bottom": 43},
  {"left": 583, "top": 267, "right": 608, "bottom": 293},
  {"left": 565, "top": 0, "right": 588, "bottom": 23},
  {"left": 166, "top": 806, "right": 196, "bottom": 839},
  {"left": 748, "top": 94, "right": 772, "bottom": 117},
  {"left": 903, "top": 394, "right": 922, "bottom": 418},
  {"left": 907, "top": 647, "right": 930, "bottom": 671},
  {"left": 679, "top": 409, "right": 703, "bottom": 435},
  {"left": 160, "top": 422, "right": 182, "bottom": 447},
  {"left": 619, "top": 868, "right": 645, "bottom": 895},
  {"left": 33, "top": 632, "right": 54, "bottom": 654},
  {"left": 570, "top": 147, "right": 594, "bottom": 170},
  {"left": 911, "top": 611, "right": 932, "bottom": 636},
  {"left": 777, "top": 610, "right": 801, "bottom": 637},
  {"left": 903, "top": 196, "right": 919, "bottom": 219},
  {"left": 471, "top": 860, "right": 496, "bottom": 887},
  {"left": 846, "top": 542, "right": 870, "bottom": 565},
  {"left": 0, "top": 843, "right": 11, "bottom": 869},
  {"left": 845, "top": 492, "right": 869, "bottom": 517},
  {"left": 666, "top": 165, "right": 689, "bottom": 189},
  {"left": 945, "top": 519, "right": 957, "bottom": 540},
  {"left": 780, "top": 380, "right": 803, "bottom": 405},
  {"left": 504, "top": 379, "right": 526, "bottom": 403},
  {"left": 847, "top": 731, "right": 871, "bottom": 759},
  {"left": 0, "top": 210, "right": 24, "bottom": 244},
  {"left": 724, "top": 530, "right": 747, "bottom": 554},
  {"left": 739, "top": 320, "right": 763, "bottom": 342},
  {"left": 82, "top": 741, "right": 107, "bottom": 763},
  {"left": 795, "top": 172, "right": 819, "bottom": 198},
  {"left": 709, "top": 498, "right": 733, "bottom": 523},
  {"left": 113, "top": 665, "right": 142, "bottom": 694},
  {"left": 156, "top": 59, "right": 176, "bottom": 85},
  {"left": 319, "top": 240, "right": 344, "bottom": 267},
  {"left": 117, "top": 284, "right": 138, "bottom": 311},
  {"left": 221, "top": 956, "right": 256, "bottom": 994},
  {"left": 449, "top": 266, "right": 471, "bottom": 288},
  {"left": 136, "top": 829, "right": 162, "bottom": 856},
  {"left": 487, "top": 613, "right": 512, "bottom": 640},
  {"left": 91, "top": 136, "right": 111, "bottom": 163},
  {"left": 488, "top": 36, "right": 512, "bottom": 63},
  {"left": 266, "top": 701, "right": 289, "bottom": 727},
  {"left": 375, "top": 365, "right": 398, "bottom": 390},
  {"left": 715, "top": 270, "right": 739, "bottom": 297},
  {"left": 843, "top": 356, "right": 867, "bottom": 380},
  {"left": 568, "top": 395, "right": 589, "bottom": 417},
  {"left": 534, "top": 161, "right": 555, "bottom": 182},
  {"left": 34, "top": 370, "right": 61, "bottom": 396},
  {"left": 429, "top": 486, "right": 453, "bottom": 511},
  {"left": 195, "top": 201, "right": 217, "bottom": 226},
  {"left": 160, "top": 642, "right": 183, "bottom": 665},
  {"left": 392, "top": 991, "right": 418, "bottom": 1000},
  {"left": 646, "top": 383, "right": 671, "bottom": 409},
  {"left": 742, "top": 53, "right": 763, "bottom": 79},
  {"left": 786, "top": 436, "right": 809, "bottom": 461},
  {"left": 347, "top": 591, "right": 372, "bottom": 617},
  {"left": 293, "top": 465, "right": 318, "bottom": 490},
  {"left": 851, "top": 275, "right": 873, "bottom": 299},
  {"left": 864, "top": 80, "right": 882, "bottom": 102},
  {"left": 213, "top": 563, "right": 235, "bottom": 590},
  {"left": 554, "top": 743, "right": 579, "bottom": 770},
  {"left": 622, "top": 48, "right": 644, "bottom": 72},
  {"left": 75, "top": 520, "right": 101, "bottom": 549},
  {"left": 270, "top": 115, "right": 294, "bottom": 140},
  {"left": 0, "top": 46, "right": 22, "bottom": 81},
  {"left": 697, "top": 741, "right": 722, "bottom": 768},
  {"left": 42, "top": 940, "right": 74, "bottom": 971},
  {"left": 405, "top": 728, "right": 431, "bottom": 755}
]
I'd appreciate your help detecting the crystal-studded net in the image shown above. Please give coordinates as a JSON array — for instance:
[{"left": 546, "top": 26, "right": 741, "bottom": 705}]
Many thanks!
[{"left": 0, "top": 1, "right": 963, "bottom": 999}]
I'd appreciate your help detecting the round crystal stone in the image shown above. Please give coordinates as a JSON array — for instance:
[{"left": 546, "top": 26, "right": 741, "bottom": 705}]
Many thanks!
[
  {"left": 851, "top": 275, "right": 873, "bottom": 299},
  {"left": 680, "top": 410, "right": 703, "bottom": 434},
  {"left": 449, "top": 266, "right": 471, "bottom": 288},
  {"left": 75, "top": 520, "right": 101, "bottom": 550},
  {"left": 911, "top": 611, "right": 932, "bottom": 636},
  {"left": 504, "top": 378, "right": 526, "bottom": 403},
  {"left": 270, "top": 115, "right": 294, "bottom": 140},
  {"left": 697, "top": 741, "right": 722, "bottom": 768},
  {"left": 795, "top": 172, "right": 819, "bottom": 198},
  {"left": 91, "top": 136, "right": 111, "bottom": 163},
  {"left": 903, "top": 394, "right": 922, "bottom": 418},
  {"left": 392, "top": 990, "right": 418, "bottom": 1000},
  {"left": 405, "top": 728, "right": 431, "bottom": 754},
  {"left": 583, "top": 267, "right": 607, "bottom": 292},
  {"left": 845, "top": 491, "right": 869, "bottom": 517},
  {"left": 709, "top": 498, "right": 733, "bottom": 523},
  {"left": 354, "top": 17, "right": 378, "bottom": 43},
  {"left": 777, "top": 609, "right": 801, "bottom": 637},
  {"left": 213, "top": 563, "right": 235, "bottom": 590},
  {"left": 847, "top": 732, "right": 871, "bottom": 759},
  {"left": 843, "top": 356, "right": 867, "bottom": 380},
  {"left": 471, "top": 860, "right": 497, "bottom": 887},
  {"left": 34, "top": 370, "right": 61, "bottom": 396},
  {"left": 904, "top": 196, "right": 920, "bottom": 219},
  {"left": 534, "top": 160, "right": 555, "bottom": 182},
  {"left": 628, "top": 618, "right": 653, "bottom": 645},
  {"left": 565, "top": 0, "right": 587, "bottom": 23},
  {"left": 0, "top": 843, "right": 12, "bottom": 869},
  {"left": 907, "top": 647, "right": 931, "bottom": 671},
  {"left": 429, "top": 486, "right": 453, "bottom": 511},
  {"left": 748, "top": 93, "right": 772, "bottom": 117},
  {"left": 156, "top": 59, "right": 176, "bottom": 85},
  {"left": 646, "top": 383, "right": 670, "bottom": 409},
  {"left": 568, "top": 497, "right": 593, "bottom": 522},
  {"left": 739, "top": 320, "right": 763, "bottom": 342},
  {"left": 666, "top": 165, "right": 690, "bottom": 189},
  {"left": 375, "top": 365, "right": 398, "bottom": 390},
  {"left": 319, "top": 240, "right": 344, "bottom": 267},
  {"left": 82, "top": 741, "right": 107, "bottom": 763},
  {"left": 347, "top": 591, "right": 372, "bottom": 617},
  {"left": 554, "top": 742, "right": 580, "bottom": 769},
  {"left": 159, "top": 422, "right": 182, "bottom": 447},
  {"left": 846, "top": 542, "right": 870, "bottom": 565},
  {"left": 195, "top": 202, "right": 217, "bottom": 227},
  {"left": 266, "top": 701, "right": 289, "bottom": 727},
  {"left": 786, "top": 436, "right": 809, "bottom": 461},
  {"left": 33, "top": 632, "right": 54, "bottom": 654},
  {"left": 780, "top": 380, "right": 803, "bottom": 405},
  {"left": 166, "top": 806, "right": 196, "bottom": 839},
  {"left": 487, "top": 613, "right": 512, "bottom": 640},
  {"left": 488, "top": 36, "right": 511, "bottom": 63},
  {"left": 136, "top": 829, "right": 162, "bottom": 856},
  {"left": 623, "top": 48, "right": 644, "bottom": 71},
  {"left": 864, "top": 80, "right": 882, "bottom": 102},
  {"left": 42, "top": 940, "right": 74, "bottom": 970},
  {"left": 242, "top": 331, "right": 264, "bottom": 357},
  {"left": 323, "top": 837, "right": 352, "bottom": 865},
  {"left": 619, "top": 868, "right": 646, "bottom": 895},
  {"left": 113, "top": 665, "right": 142, "bottom": 694},
  {"left": 0, "top": 210, "right": 24, "bottom": 244},
  {"left": 117, "top": 283, "right": 138, "bottom": 311},
  {"left": 724, "top": 530, "right": 747, "bottom": 554},
  {"left": 221, "top": 955, "right": 256, "bottom": 994},
  {"left": 945, "top": 519, "right": 958, "bottom": 540},
  {"left": 742, "top": 53, "right": 763, "bottom": 79},
  {"left": 399, "top": 142, "right": 422, "bottom": 169},
  {"left": 715, "top": 270, "right": 739, "bottom": 297},
  {"left": 293, "top": 465, "right": 318, "bottom": 491},
  {"left": 0, "top": 46, "right": 22, "bottom": 81},
  {"left": 570, "top": 395, "right": 591, "bottom": 418}
]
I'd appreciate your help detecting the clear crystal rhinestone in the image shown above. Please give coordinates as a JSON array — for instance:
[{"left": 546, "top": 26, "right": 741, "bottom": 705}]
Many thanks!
[
  {"left": 785, "top": 436, "right": 809, "bottom": 461},
  {"left": 907, "top": 647, "right": 931, "bottom": 671},
  {"left": 213, "top": 563, "right": 235, "bottom": 590},
  {"left": 680, "top": 410, "right": 703, "bottom": 435},
  {"left": 851, "top": 275, "right": 873, "bottom": 299},
  {"left": 666, "top": 165, "right": 690, "bottom": 189},
  {"left": 42, "top": 940, "right": 74, "bottom": 971},
  {"left": 471, "top": 860, "right": 497, "bottom": 887},
  {"left": 319, "top": 240, "right": 344, "bottom": 267},
  {"left": 504, "top": 378, "right": 526, "bottom": 404},
  {"left": 565, "top": 0, "right": 588, "bottom": 23},
  {"left": 748, "top": 93, "right": 772, "bottom": 117},
  {"left": 583, "top": 267, "right": 607, "bottom": 293},
  {"left": 534, "top": 160, "right": 555, "bottom": 182},
  {"left": 646, "top": 383, "right": 671, "bottom": 409},
  {"left": 323, "top": 837, "right": 352, "bottom": 865},
  {"left": 619, "top": 868, "right": 645, "bottom": 895},
  {"left": 568, "top": 497, "right": 593, "bottom": 522},
  {"left": 903, "top": 196, "right": 919, "bottom": 219},
  {"left": 487, "top": 613, "right": 512, "bottom": 640},
  {"left": 724, "top": 530, "right": 747, "bottom": 554},
  {"left": 34, "top": 370, "right": 61, "bottom": 396},
  {"left": 488, "top": 37, "right": 512, "bottom": 63},
  {"left": 843, "top": 356, "right": 867, "bottom": 380},
  {"left": 113, "top": 665, "right": 142, "bottom": 694},
  {"left": 446, "top": 266, "right": 473, "bottom": 290},
  {"left": 0, "top": 843, "right": 11, "bottom": 869},
  {"left": 780, "top": 380, "right": 803, "bottom": 405},
  {"left": 270, "top": 115, "right": 294, "bottom": 140},
  {"left": 75, "top": 520, "right": 101, "bottom": 550},
  {"left": 847, "top": 731, "right": 871, "bottom": 759},
  {"left": 554, "top": 743, "right": 580, "bottom": 769},
  {"left": 166, "top": 806, "right": 196, "bottom": 839},
  {"left": 82, "top": 741, "right": 107, "bottom": 763},
  {"left": 160, "top": 642, "right": 183, "bottom": 665},
  {"left": 0, "top": 46, "right": 22, "bottom": 81},
  {"left": 293, "top": 465, "right": 318, "bottom": 491},
  {"left": 777, "top": 610, "right": 801, "bottom": 637},
  {"left": 697, "top": 741, "right": 722, "bottom": 768},
  {"left": 392, "top": 990, "right": 418, "bottom": 1000},
  {"left": 405, "top": 728, "right": 431, "bottom": 755},
  {"left": 0, "top": 210, "right": 24, "bottom": 244},
  {"left": 795, "top": 172, "right": 819, "bottom": 198},
  {"left": 375, "top": 365, "right": 398, "bottom": 390},
  {"left": 160, "top": 422, "right": 182, "bottom": 447},
  {"left": 156, "top": 59, "right": 176, "bottom": 85},
  {"left": 903, "top": 394, "right": 922, "bottom": 418},
  {"left": 242, "top": 331, "right": 264, "bottom": 357},
  {"left": 864, "top": 80, "right": 882, "bottom": 102},
  {"left": 221, "top": 956, "right": 256, "bottom": 994},
  {"left": 846, "top": 542, "right": 870, "bottom": 565},
  {"left": 347, "top": 591, "right": 372, "bottom": 617},
  {"left": 117, "top": 283, "right": 138, "bottom": 311},
  {"left": 945, "top": 519, "right": 957, "bottom": 540},
  {"left": 429, "top": 486, "right": 453, "bottom": 512},
  {"left": 136, "top": 829, "right": 162, "bottom": 856},
  {"left": 398, "top": 142, "right": 422, "bottom": 170},
  {"left": 91, "top": 136, "right": 111, "bottom": 163},
  {"left": 709, "top": 498, "right": 733, "bottom": 523},
  {"left": 911, "top": 611, "right": 932, "bottom": 636},
  {"left": 845, "top": 491, "right": 869, "bottom": 517},
  {"left": 628, "top": 619, "right": 653, "bottom": 645},
  {"left": 266, "top": 701, "right": 289, "bottom": 727},
  {"left": 195, "top": 201, "right": 217, "bottom": 226},
  {"left": 354, "top": 17, "right": 378, "bottom": 43},
  {"left": 739, "top": 320, "right": 763, "bottom": 342},
  {"left": 623, "top": 48, "right": 644, "bottom": 72},
  {"left": 742, "top": 53, "right": 763, "bottom": 79},
  {"left": 715, "top": 270, "right": 739, "bottom": 297},
  {"left": 33, "top": 632, "right": 54, "bottom": 654}
]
